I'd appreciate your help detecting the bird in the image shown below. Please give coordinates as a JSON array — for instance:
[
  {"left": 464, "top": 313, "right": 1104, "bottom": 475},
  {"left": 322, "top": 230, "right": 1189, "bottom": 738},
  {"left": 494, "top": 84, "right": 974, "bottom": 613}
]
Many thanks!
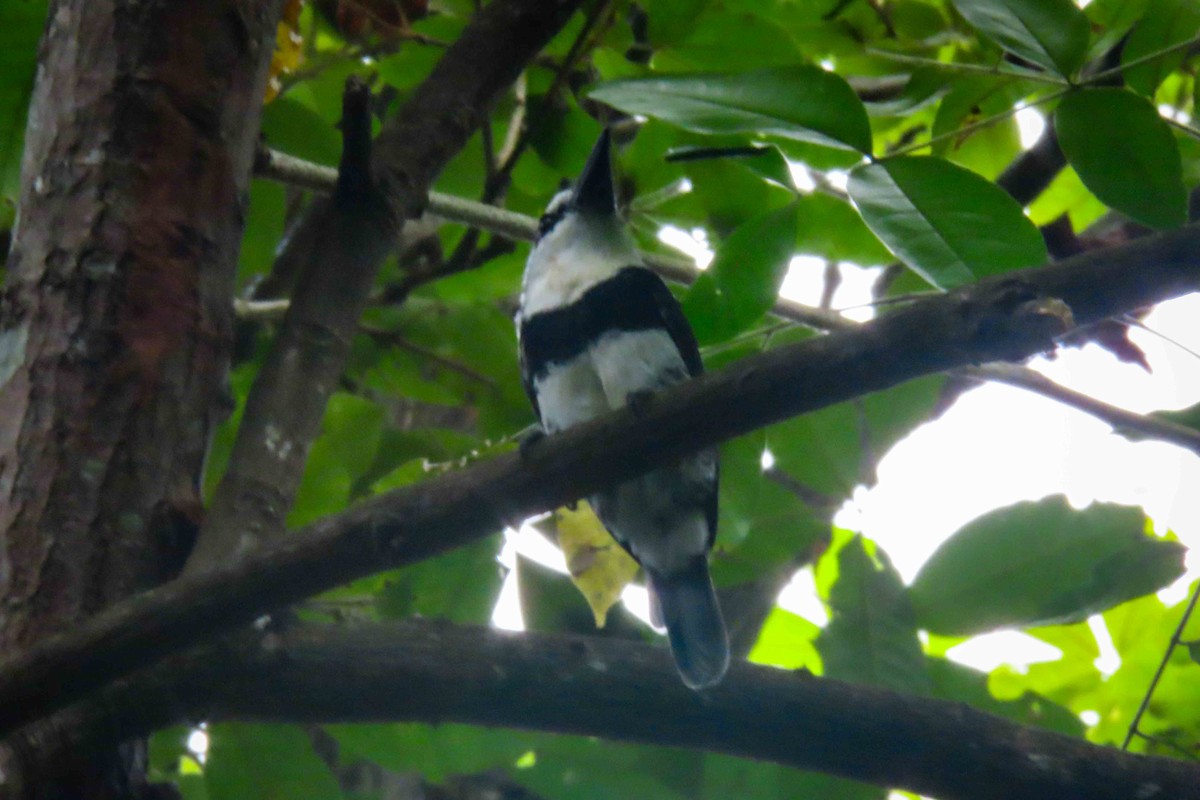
[{"left": 515, "top": 129, "right": 729, "bottom": 689}]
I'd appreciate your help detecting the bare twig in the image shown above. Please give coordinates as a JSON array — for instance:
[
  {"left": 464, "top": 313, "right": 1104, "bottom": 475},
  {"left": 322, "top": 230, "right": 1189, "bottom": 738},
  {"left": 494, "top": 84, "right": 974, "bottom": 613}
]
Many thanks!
[
  {"left": 959, "top": 363, "right": 1200, "bottom": 455},
  {"left": 362, "top": 325, "right": 500, "bottom": 389},
  {"left": 1122, "top": 581, "right": 1200, "bottom": 750},
  {"left": 1089, "top": 35, "right": 1200, "bottom": 85},
  {"left": 865, "top": 48, "right": 1067, "bottom": 85},
  {"left": 253, "top": 146, "right": 855, "bottom": 332}
]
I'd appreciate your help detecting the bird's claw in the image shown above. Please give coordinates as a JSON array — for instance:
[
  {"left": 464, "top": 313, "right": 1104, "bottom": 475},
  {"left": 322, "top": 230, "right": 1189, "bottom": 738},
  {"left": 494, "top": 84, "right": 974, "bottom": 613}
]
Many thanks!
[
  {"left": 519, "top": 427, "right": 546, "bottom": 459},
  {"left": 626, "top": 389, "right": 654, "bottom": 415}
]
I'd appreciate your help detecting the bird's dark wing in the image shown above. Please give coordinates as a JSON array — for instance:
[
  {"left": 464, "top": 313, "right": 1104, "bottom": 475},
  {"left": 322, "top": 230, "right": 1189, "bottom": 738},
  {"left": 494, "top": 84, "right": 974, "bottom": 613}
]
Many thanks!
[
  {"left": 617, "top": 268, "right": 716, "bottom": 541},
  {"left": 517, "top": 329, "right": 541, "bottom": 421},
  {"left": 617, "top": 267, "right": 703, "bottom": 377}
]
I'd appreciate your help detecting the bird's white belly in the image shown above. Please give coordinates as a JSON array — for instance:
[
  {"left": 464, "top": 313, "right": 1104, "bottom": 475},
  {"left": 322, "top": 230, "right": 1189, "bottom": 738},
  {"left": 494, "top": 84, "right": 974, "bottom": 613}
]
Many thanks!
[
  {"left": 533, "top": 354, "right": 609, "bottom": 433},
  {"left": 534, "top": 329, "right": 687, "bottom": 435},
  {"left": 591, "top": 328, "right": 688, "bottom": 405}
]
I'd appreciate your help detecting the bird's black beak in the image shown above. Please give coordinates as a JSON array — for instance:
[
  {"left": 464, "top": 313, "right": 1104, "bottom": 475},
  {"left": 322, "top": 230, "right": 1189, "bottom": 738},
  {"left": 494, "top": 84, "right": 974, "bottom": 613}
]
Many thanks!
[{"left": 570, "top": 128, "right": 616, "bottom": 216}]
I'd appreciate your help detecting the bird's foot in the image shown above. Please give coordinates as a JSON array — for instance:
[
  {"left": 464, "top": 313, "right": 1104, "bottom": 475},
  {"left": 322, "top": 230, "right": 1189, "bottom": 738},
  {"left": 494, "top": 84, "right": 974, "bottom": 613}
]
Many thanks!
[
  {"left": 519, "top": 427, "right": 546, "bottom": 459},
  {"left": 626, "top": 389, "right": 655, "bottom": 415}
]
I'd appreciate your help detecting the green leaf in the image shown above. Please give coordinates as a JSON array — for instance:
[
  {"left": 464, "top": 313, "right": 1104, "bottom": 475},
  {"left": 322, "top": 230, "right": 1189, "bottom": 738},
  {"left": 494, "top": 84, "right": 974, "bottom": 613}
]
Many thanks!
[
  {"left": 678, "top": 148, "right": 791, "bottom": 232},
  {"left": 1054, "top": 88, "right": 1187, "bottom": 229},
  {"left": 590, "top": 66, "right": 872, "bottom": 153},
  {"left": 910, "top": 496, "right": 1186, "bottom": 635},
  {"left": 206, "top": 724, "right": 341, "bottom": 800},
  {"left": 1085, "top": 0, "right": 1151, "bottom": 31},
  {"left": 926, "top": 657, "right": 1084, "bottom": 736},
  {"left": 643, "top": 0, "right": 710, "bottom": 47},
  {"left": 1120, "top": 0, "right": 1200, "bottom": 98},
  {"left": 683, "top": 203, "right": 797, "bottom": 344},
  {"left": 327, "top": 722, "right": 530, "bottom": 781},
  {"left": 0, "top": 0, "right": 45, "bottom": 203},
  {"left": 287, "top": 392, "right": 385, "bottom": 526},
  {"left": 793, "top": 192, "right": 893, "bottom": 265},
  {"left": 931, "top": 76, "right": 1036, "bottom": 150},
  {"left": 1026, "top": 165, "right": 1109, "bottom": 230},
  {"left": 951, "top": 0, "right": 1090, "bottom": 77},
  {"left": 711, "top": 431, "right": 828, "bottom": 586},
  {"left": 1150, "top": 401, "right": 1200, "bottom": 434},
  {"left": 766, "top": 402, "right": 861, "bottom": 498},
  {"left": 747, "top": 606, "right": 822, "bottom": 672},
  {"left": 379, "top": 535, "right": 503, "bottom": 624},
  {"left": 816, "top": 536, "right": 931, "bottom": 693},
  {"left": 261, "top": 96, "right": 343, "bottom": 167},
  {"left": 652, "top": 10, "right": 801, "bottom": 72},
  {"left": 848, "top": 156, "right": 1047, "bottom": 288}
]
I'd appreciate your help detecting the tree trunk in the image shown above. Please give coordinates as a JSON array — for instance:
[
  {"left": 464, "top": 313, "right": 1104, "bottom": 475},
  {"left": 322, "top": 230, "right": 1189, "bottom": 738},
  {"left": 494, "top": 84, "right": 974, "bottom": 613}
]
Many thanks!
[{"left": 0, "top": 1, "right": 283, "bottom": 795}]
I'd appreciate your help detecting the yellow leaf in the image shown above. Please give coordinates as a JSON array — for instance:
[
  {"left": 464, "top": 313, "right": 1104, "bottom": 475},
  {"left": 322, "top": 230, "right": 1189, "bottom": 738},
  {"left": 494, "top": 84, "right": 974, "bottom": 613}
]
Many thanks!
[
  {"left": 266, "top": 0, "right": 305, "bottom": 102},
  {"left": 553, "top": 501, "right": 639, "bottom": 628}
]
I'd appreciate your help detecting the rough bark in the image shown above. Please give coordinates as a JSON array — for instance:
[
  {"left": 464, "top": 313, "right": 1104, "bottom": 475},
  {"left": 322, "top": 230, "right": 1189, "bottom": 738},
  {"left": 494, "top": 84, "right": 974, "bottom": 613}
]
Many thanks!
[
  {"left": 3, "top": 220, "right": 1199, "bottom": 741},
  {"left": 0, "top": 0, "right": 284, "bottom": 794}
]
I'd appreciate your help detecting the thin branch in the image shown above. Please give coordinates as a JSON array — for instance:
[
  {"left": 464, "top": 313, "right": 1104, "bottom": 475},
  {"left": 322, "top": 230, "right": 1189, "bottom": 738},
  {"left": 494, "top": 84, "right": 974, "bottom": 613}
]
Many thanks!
[
  {"left": 233, "top": 298, "right": 292, "bottom": 320},
  {"left": 362, "top": 325, "right": 500, "bottom": 389},
  {"left": 188, "top": 77, "right": 393, "bottom": 569},
  {"left": 1165, "top": 115, "right": 1200, "bottom": 141},
  {"left": 865, "top": 47, "right": 1068, "bottom": 85},
  {"left": 253, "top": 146, "right": 857, "bottom": 332},
  {"left": 188, "top": 0, "right": 588, "bottom": 570},
  {"left": 256, "top": 147, "right": 540, "bottom": 240},
  {"left": 2, "top": 222, "right": 1199, "bottom": 737},
  {"left": 1122, "top": 580, "right": 1200, "bottom": 749},
  {"left": 1088, "top": 34, "right": 1200, "bottom": 85},
  {"left": 1133, "top": 730, "right": 1200, "bottom": 761},
  {"left": 959, "top": 363, "right": 1200, "bottom": 455},
  {"left": 887, "top": 87, "right": 1072, "bottom": 158}
]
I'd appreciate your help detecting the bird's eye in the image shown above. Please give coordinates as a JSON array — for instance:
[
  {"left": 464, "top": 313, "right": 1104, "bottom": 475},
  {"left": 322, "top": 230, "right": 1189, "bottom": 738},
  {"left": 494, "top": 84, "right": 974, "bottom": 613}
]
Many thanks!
[{"left": 537, "top": 206, "right": 567, "bottom": 239}]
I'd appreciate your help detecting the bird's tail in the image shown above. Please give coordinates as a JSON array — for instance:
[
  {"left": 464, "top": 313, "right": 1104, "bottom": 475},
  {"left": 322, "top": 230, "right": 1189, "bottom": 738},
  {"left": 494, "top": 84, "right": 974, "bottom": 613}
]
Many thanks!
[{"left": 647, "top": 558, "right": 729, "bottom": 690}]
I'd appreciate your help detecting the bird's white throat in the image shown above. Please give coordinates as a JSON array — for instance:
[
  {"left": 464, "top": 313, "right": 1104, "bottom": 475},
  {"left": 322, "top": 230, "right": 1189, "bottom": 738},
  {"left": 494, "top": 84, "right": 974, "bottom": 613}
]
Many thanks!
[{"left": 520, "top": 213, "right": 641, "bottom": 318}]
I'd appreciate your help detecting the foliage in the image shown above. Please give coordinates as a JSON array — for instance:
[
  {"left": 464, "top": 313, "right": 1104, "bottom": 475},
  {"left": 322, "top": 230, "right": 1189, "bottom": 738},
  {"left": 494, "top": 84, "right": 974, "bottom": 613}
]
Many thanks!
[{"left": 5, "top": 0, "right": 1200, "bottom": 796}]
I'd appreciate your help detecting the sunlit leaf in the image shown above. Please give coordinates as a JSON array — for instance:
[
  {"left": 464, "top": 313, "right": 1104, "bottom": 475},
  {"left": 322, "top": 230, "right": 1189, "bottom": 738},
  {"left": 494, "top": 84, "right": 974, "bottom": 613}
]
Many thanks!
[
  {"left": 683, "top": 203, "right": 797, "bottom": 343},
  {"left": 910, "top": 496, "right": 1186, "bottom": 635},
  {"left": 553, "top": 501, "right": 640, "bottom": 627},
  {"left": 817, "top": 536, "right": 931, "bottom": 693},
  {"left": 747, "top": 606, "right": 822, "bottom": 673}
]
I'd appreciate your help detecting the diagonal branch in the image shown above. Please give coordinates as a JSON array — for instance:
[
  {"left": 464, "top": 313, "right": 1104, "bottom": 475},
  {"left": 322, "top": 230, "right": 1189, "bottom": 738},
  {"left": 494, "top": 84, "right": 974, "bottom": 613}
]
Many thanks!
[
  {"left": 186, "top": 0, "right": 587, "bottom": 570},
  {"left": 15, "top": 620, "right": 1200, "bottom": 800},
  {"left": 0, "top": 221, "right": 1198, "bottom": 737}
]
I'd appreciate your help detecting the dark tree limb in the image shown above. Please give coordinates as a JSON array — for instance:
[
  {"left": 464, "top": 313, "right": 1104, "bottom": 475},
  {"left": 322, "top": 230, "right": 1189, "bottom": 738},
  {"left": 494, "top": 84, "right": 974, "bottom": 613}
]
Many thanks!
[
  {"left": 13, "top": 621, "right": 1200, "bottom": 800},
  {"left": 1, "top": 221, "right": 1199, "bottom": 738},
  {"left": 188, "top": 78, "right": 393, "bottom": 568},
  {"left": 995, "top": 119, "right": 1065, "bottom": 207},
  {"left": 186, "top": 0, "right": 586, "bottom": 569}
]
